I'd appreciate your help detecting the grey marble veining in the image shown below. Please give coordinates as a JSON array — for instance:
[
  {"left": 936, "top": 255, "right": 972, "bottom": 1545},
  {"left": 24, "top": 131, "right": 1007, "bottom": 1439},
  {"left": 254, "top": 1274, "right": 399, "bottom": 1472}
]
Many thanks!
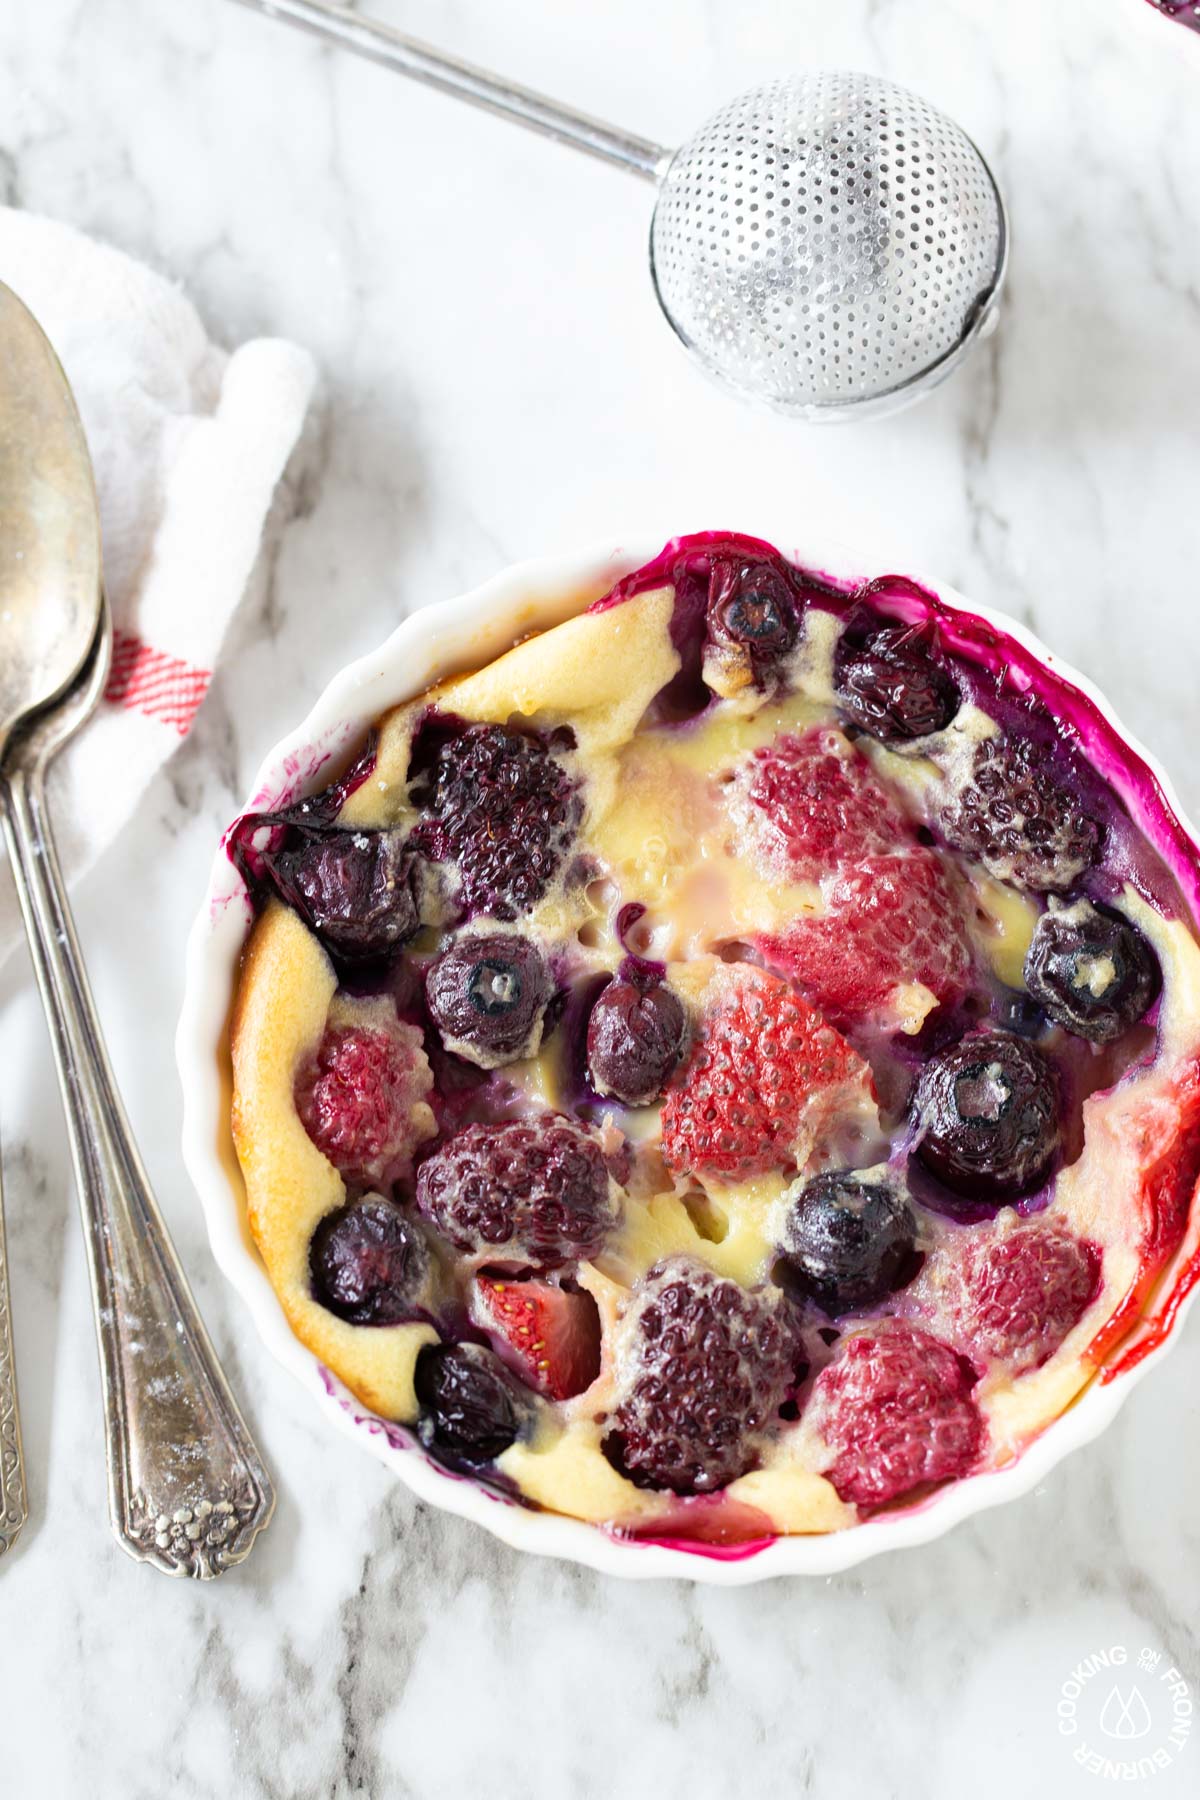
[{"left": 0, "top": 0, "right": 1198, "bottom": 1794}]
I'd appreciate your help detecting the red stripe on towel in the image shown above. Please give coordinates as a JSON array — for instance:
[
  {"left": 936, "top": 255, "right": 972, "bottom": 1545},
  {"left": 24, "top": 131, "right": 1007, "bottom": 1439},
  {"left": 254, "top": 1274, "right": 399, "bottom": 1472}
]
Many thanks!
[{"left": 105, "top": 632, "right": 211, "bottom": 736}]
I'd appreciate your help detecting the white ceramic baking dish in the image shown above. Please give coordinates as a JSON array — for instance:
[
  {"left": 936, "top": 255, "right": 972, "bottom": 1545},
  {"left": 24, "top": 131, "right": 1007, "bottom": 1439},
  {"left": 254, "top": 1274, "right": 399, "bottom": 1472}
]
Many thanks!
[{"left": 177, "top": 529, "right": 1200, "bottom": 1582}]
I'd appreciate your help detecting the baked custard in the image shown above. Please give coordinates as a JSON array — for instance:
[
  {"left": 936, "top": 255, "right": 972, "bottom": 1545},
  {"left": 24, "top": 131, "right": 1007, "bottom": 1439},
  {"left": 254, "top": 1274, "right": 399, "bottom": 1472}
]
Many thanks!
[{"left": 227, "top": 532, "right": 1200, "bottom": 1542}]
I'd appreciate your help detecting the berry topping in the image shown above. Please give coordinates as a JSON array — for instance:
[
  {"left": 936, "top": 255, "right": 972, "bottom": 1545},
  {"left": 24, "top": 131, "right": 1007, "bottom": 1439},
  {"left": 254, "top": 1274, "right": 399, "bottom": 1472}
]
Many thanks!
[
  {"left": 426, "top": 932, "right": 553, "bottom": 1068},
  {"left": 811, "top": 1320, "right": 984, "bottom": 1507},
  {"left": 1024, "top": 898, "right": 1160, "bottom": 1044},
  {"left": 949, "top": 1219, "right": 1101, "bottom": 1373},
  {"left": 471, "top": 1275, "right": 602, "bottom": 1400},
  {"left": 912, "top": 1029, "right": 1060, "bottom": 1201},
  {"left": 660, "top": 965, "right": 875, "bottom": 1181},
  {"left": 834, "top": 621, "right": 960, "bottom": 744},
  {"left": 240, "top": 816, "right": 420, "bottom": 963},
  {"left": 310, "top": 1196, "right": 430, "bottom": 1326},
  {"left": 604, "top": 1257, "right": 797, "bottom": 1495},
  {"left": 414, "top": 1342, "right": 528, "bottom": 1464},
  {"left": 729, "top": 726, "right": 912, "bottom": 883},
  {"left": 296, "top": 1017, "right": 435, "bottom": 1189},
  {"left": 415, "top": 1116, "right": 618, "bottom": 1271},
  {"left": 411, "top": 721, "right": 582, "bottom": 921},
  {"left": 761, "top": 850, "right": 972, "bottom": 1020},
  {"left": 586, "top": 978, "right": 687, "bottom": 1105},
  {"left": 938, "top": 734, "right": 1102, "bottom": 892},
  {"left": 776, "top": 1171, "right": 918, "bottom": 1315},
  {"left": 706, "top": 557, "right": 800, "bottom": 669}
]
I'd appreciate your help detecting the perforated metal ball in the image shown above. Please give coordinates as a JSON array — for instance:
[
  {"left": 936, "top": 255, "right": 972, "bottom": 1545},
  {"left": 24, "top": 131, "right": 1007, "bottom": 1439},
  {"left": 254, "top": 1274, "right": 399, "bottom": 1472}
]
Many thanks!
[{"left": 649, "top": 71, "right": 1007, "bottom": 419}]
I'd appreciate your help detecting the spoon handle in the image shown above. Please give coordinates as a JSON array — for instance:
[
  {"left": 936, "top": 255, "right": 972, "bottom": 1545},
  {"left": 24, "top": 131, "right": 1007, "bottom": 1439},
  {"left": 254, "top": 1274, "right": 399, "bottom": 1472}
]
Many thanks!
[
  {"left": 0, "top": 1157, "right": 28, "bottom": 1560},
  {"left": 0, "top": 667, "right": 274, "bottom": 1578}
]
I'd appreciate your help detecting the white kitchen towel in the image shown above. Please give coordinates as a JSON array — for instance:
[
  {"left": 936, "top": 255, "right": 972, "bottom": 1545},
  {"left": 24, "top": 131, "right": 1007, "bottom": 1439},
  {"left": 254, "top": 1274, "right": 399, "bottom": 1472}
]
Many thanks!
[{"left": 0, "top": 206, "right": 315, "bottom": 963}]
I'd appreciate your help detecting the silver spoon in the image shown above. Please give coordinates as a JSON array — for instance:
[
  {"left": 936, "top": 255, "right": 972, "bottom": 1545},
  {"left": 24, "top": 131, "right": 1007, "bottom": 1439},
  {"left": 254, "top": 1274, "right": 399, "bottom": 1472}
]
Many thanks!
[
  {"left": 0, "top": 279, "right": 274, "bottom": 1577},
  {"left": 0, "top": 1145, "right": 27, "bottom": 1562}
]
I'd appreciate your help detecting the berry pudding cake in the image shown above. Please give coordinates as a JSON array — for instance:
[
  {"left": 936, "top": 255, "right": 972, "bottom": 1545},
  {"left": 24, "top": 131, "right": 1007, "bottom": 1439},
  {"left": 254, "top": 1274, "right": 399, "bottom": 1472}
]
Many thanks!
[{"left": 226, "top": 532, "right": 1200, "bottom": 1545}]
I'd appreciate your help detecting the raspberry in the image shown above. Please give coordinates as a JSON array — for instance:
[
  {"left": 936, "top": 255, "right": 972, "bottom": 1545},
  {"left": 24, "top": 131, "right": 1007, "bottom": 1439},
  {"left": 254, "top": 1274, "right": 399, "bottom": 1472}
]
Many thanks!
[
  {"left": 660, "top": 965, "right": 874, "bottom": 1181},
  {"left": 309, "top": 1197, "right": 430, "bottom": 1326},
  {"left": 604, "top": 1257, "right": 797, "bottom": 1494},
  {"left": 834, "top": 621, "right": 960, "bottom": 744},
  {"left": 761, "top": 851, "right": 972, "bottom": 1019},
  {"left": 951, "top": 1220, "right": 1101, "bottom": 1372},
  {"left": 728, "top": 726, "right": 913, "bottom": 883},
  {"left": 411, "top": 721, "right": 582, "bottom": 920},
  {"left": 811, "top": 1320, "right": 984, "bottom": 1507},
  {"left": 415, "top": 1116, "right": 618, "bottom": 1271},
  {"left": 586, "top": 978, "right": 687, "bottom": 1105},
  {"left": 296, "top": 1019, "right": 435, "bottom": 1189},
  {"left": 938, "top": 734, "right": 1102, "bottom": 892}
]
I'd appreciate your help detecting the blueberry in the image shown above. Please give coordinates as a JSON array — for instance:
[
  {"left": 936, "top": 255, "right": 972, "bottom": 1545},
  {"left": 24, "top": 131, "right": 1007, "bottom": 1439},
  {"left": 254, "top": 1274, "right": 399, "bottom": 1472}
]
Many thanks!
[
  {"left": 706, "top": 558, "right": 800, "bottom": 670},
  {"left": 426, "top": 932, "right": 553, "bottom": 1067},
  {"left": 414, "top": 1342, "right": 527, "bottom": 1463},
  {"left": 1024, "top": 898, "right": 1160, "bottom": 1043},
  {"left": 309, "top": 1197, "right": 429, "bottom": 1325},
  {"left": 586, "top": 979, "right": 687, "bottom": 1104},
  {"left": 241, "top": 816, "right": 419, "bottom": 962},
  {"left": 776, "top": 1171, "right": 918, "bottom": 1315},
  {"left": 912, "top": 1030, "right": 1060, "bottom": 1201},
  {"left": 834, "top": 621, "right": 960, "bottom": 744}
]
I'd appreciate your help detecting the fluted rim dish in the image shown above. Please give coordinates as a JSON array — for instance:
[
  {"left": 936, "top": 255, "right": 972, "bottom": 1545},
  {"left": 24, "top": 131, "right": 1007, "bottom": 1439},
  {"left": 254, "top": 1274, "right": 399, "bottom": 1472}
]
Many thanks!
[{"left": 177, "top": 529, "right": 1200, "bottom": 1582}]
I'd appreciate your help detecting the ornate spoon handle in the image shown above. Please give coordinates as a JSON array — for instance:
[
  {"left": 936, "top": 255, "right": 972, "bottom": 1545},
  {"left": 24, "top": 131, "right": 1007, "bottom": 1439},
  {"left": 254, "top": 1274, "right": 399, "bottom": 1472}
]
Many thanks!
[
  {"left": 0, "top": 1162, "right": 28, "bottom": 1560},
  {"left": 0, "top": 628, "right": 274, "bottom": 1577}
]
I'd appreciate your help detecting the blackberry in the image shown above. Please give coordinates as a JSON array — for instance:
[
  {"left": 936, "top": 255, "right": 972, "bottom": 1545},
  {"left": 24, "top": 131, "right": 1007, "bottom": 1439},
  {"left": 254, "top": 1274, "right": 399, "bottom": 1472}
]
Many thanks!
[
  {"left": 426, "top": 932, "right": 553, "bottom": 1068},
  {"left": 414, "top": 1342, "right": 528, "bottom": 1464},
  {"left": 603, "top": 1258, "right": 797, "bottom": 1495},
  {"left": 310, "top": 1197, "right": 430, "bottom": 1326},
  {"left": 586, "top": 978, "right": 687, "bottom": 1105},
  {"left": 834, "top": 621, "right": 960, "bottom": 743},
  {"left": 415, "top": 1116, "right": 617, "bottom": 1271},
  {"left": 1024, "top": 897, "right": 1160, "bottom": 1043},
  {"left": 938, "top": 734, "right": 1102, "bottom": 892},
  {"left": 912, "top": 1029, "right": 1060, "bottom": 1202},
  {"left": 411, "top": 722, "right": 582, "bottom": 920},
  {"left": 777, "top": 1171, "right": 918, "bottom": 1315}
]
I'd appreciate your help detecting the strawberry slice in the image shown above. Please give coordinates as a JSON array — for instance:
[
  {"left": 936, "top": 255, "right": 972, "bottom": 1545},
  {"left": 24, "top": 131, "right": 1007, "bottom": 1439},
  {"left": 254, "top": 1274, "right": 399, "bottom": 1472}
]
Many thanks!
[
  {"left": 471, "top": 1276, "right": 602, "bottom": 1401},
  {"left": 728, "top": 726, "right": 913, "bottom": 883},
  {"left": 660, "top": 964, "right": 876, "bottom": 1181},
  {"left": 760, "top": 850, "right": 972, "bottom": 1021}
]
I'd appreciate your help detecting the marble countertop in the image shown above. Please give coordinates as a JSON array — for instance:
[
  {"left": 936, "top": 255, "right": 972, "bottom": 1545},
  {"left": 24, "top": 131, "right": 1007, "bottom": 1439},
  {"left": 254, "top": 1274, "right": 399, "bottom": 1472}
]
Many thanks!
[{"left": 1, "top": 0, "right": 1199, "bottom": 1794}]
